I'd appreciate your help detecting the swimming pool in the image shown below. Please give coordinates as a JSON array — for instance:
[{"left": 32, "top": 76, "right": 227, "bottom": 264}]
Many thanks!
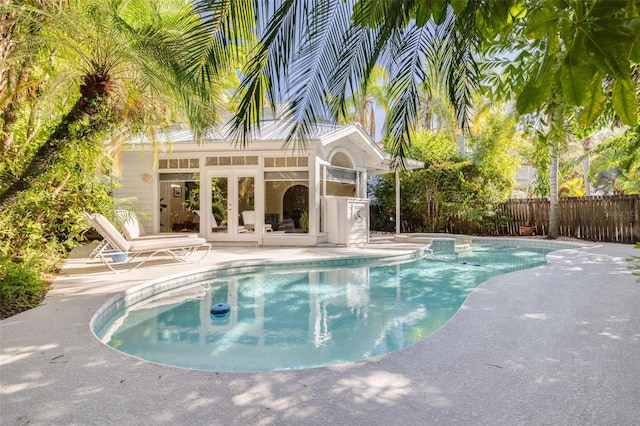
[{"left": 92, "top": 240, "right": 570, "bottom": 372}]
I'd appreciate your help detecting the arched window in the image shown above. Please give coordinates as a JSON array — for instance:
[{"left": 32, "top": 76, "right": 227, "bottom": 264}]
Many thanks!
[{"left": 330, "top": 151, "right": 353, "bottom": 168}]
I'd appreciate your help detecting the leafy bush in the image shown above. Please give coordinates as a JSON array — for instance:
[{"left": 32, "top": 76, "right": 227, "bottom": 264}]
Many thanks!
[
  {"left": 0, "top": 254, "right": 51, "bottom": 319},
  {"left": 0, "top": 118, "right": 115, "bottom": 318}
]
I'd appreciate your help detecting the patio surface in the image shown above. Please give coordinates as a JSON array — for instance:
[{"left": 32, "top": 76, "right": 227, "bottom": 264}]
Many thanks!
[{"left": 1, "top": 237, "right": 639, "bottom": 425}]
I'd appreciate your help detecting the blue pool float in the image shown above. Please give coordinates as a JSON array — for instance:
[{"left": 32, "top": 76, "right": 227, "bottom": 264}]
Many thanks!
[{"left": 210, "top": 303, "right": 231, "bottom": 316}]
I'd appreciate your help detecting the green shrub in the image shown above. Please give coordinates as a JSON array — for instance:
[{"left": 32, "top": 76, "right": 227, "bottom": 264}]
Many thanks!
[{"left": 0, "top": 254, "right": 51, "bottom": 319}]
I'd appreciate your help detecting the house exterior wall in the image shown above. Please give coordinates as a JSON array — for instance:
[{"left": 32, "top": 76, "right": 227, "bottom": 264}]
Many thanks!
[
  {"left": 113, "top": 150, "right": 156, "bottom": 233},
  {"left": 115, "top": 123, "right": 389, "bottom": 246}
]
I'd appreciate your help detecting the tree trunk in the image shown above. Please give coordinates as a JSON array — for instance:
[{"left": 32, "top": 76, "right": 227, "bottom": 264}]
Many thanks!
[
  {"left": 548, "top": 145, "right": 559, "bottom": 239},
  {"left": 0, "top": 71, "right": 112, "bottom": 210},
  {"left": 582, "top": 137, "right": 592, "bottom": 196}
]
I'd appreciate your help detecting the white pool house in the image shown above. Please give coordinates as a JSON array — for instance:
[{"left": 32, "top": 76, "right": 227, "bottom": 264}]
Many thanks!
[{"left": 114, "top": 115, "right": 421, "bottom": 246}]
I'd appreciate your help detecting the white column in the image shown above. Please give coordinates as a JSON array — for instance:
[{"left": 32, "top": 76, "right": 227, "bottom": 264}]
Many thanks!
[{"left": 322, "top": 165, "right": 327, "bottom": 233}]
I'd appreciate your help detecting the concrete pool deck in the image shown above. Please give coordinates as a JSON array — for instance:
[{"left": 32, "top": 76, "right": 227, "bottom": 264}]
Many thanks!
[{"left": 1, "top": 237, "right": 639, "bottom": 425}]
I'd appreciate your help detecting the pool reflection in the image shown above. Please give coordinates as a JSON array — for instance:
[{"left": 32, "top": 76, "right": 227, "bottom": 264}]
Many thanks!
[{"left": 98, "top": 244, "right": 550, "bottom": 371}]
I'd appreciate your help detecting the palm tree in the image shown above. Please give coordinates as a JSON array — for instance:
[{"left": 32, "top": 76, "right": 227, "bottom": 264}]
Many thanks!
[
  {"left": 336, "top": 65, "right": 388, "bottom": 139},
  {"left": 0, "top": 0, "right": 247, "bottom": 209},
  {"left": 191, "top": 0, "right": 638, "bottom": 239},
  {"left": 212, "top": 0, "right": 481, "bottom": 159}
]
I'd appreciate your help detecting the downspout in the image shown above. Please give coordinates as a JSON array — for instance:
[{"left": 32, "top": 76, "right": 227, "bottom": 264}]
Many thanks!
[{"left": 395, "top": 170, "right": 400, "bottom": 234}]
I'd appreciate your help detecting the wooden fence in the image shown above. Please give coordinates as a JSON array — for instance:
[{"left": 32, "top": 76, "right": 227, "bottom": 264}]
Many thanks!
[
  {"left": 499, "top": 195, "right": 640, "bottom": 243},
  {"left": 375, "top": 195, "right": 640, "bottom": 244}
]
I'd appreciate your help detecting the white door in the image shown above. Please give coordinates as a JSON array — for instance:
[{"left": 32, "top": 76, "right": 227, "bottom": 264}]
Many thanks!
[{"left": 204, "top": 171, "right": 258, "bottom": 243}]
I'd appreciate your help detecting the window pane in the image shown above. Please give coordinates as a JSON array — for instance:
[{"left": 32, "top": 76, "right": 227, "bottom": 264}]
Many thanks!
[
  {"left": 219, "top": 156, "right": 231, "bottom": 166},
  {"left": 326, "top": 167, "right": 357, "bottom": 183},
  {"left": 206, "top": 157, "right": 218, "bottom": 166},
  {"left": 159, "top": 176, "right": 200, "bottom": 233},
  {"left": 264, "top": 174, "right": 309, "bottom": 234},
  {"left": 210, "top": 177, "right": 228, "bottom": 233},
  {"left": 238, "top": 176, "right": 255, "bottom": 232},
  {"left": 159, "top": 173, "right": 199, "bottom": 181},
  {"left": 264, "top": 171, "right": 309, "bottom": 180}
]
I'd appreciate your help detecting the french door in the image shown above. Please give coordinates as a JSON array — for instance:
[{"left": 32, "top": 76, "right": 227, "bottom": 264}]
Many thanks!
[{"left": 204, "top": 171, "right": 257, "bottom": 242}]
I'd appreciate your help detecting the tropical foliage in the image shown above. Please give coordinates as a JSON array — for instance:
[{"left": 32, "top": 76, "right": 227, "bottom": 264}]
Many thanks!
[
  {"left": 588, "top": 127, "right": 640, "bottom": 194},
  {"left": 226, "top": 0, "right": 638, "bottom": 148},
  {"left": 372, "top": 102, "right": 523, "bottom": 234},
  {"left": 0, "top": 0, "right": 243, "bottom": 318}
]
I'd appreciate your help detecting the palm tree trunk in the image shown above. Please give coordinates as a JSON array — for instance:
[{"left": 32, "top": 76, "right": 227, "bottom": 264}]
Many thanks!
[
  {"left": 0, "top": 73, "right": 111, "bottom": 210},
  {"left": 582, "top": 137, "right": 592, "bottom": 196},
  {"left": 548, "top": 144, "right": 559, "bottom": 239}
]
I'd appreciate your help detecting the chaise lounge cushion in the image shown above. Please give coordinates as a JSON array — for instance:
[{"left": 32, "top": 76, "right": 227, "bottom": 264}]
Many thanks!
[
  {"left": 85, "top": 212, "right": 211, "bottom": 272},
  {"left": 93, "top": 213, "right": 206, "bottom": 251},
  {"left": 128, "top": 235, "right": 207, "bottom": 251},
  {"left": 93, "top": 213, "right": 131, "bottom": 252},
  {"left": 119, "top": 212, "right": 198, "bottom": 240},
  {"left": 122, "top": 216, "right": 146, "bottom": 240}
]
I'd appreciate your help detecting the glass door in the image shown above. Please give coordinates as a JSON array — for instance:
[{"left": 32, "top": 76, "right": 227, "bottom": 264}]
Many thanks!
[{"left": 205, "top": 171, "right": 256, "bottom": 242}]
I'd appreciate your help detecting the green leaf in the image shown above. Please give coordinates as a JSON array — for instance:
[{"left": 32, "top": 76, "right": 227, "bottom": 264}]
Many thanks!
[
  {"left": 524, "top": 6, "right": 558, "bottom": 38},
  {"left": 415, "top": 2, "right": 431, "bottom": 27},
  {"left": 516, "top": 54, "right": 558, "bottom": 114},
  {"left": 560, "top": 55, "right": 590, "bottom": 105},
  {"left": 585, "top": 37, "right": 629, "bottom": 78},
  {"left": 449, "top": 0, "right": 469, "bottom": 15},
  {"left": 509, "top": 1, "right": 527, "bottom": 19},
  {"left": 612, "top": 78, "right": 638, "bottom": 126},
  {"left": 630, "top": 40, "right": 640, "bottom": 62},
  {"left": 516, "top": 79, "right": 545, "bottom": 114},
  {"left": 578, "top": 75, "right": 605, "bottom": 126},
  {"left": 590, "top": 0, "right": 629, "bottom": 18},
  {"left": 475, "top": 8, "right": 488, "bottom": 37},
  {"left": 432, "top": 1, "right": 447, "bottom": 25}
]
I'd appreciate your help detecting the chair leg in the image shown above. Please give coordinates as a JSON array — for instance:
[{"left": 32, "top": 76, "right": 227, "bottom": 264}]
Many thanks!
[{"left": 90, "top": 240, "right": 110, "bottom": 259}]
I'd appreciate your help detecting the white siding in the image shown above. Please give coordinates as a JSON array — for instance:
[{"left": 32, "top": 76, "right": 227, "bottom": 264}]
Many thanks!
[{"left": 114, "top": 150, "right": 156, "bottom": 231}]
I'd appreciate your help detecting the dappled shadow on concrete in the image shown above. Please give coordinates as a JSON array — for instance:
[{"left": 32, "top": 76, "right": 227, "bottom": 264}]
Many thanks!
[{"left": 1, "top": 242, "right": 639, "bottom": 425}]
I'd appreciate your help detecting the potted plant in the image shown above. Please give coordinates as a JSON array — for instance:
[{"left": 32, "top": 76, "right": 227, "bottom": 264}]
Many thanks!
[
  {"left": 299, "top": 209, "right": 309, "bottom": 231},
  {"left": 519, "top": 225, "right": 536, "bottom": 236},
  {"left": 519, "top": 201, "right": 536, "bottom": 236}
]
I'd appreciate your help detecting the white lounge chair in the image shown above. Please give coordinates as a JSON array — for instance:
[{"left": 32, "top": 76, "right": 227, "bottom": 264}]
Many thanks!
[
  {"left": 116, "top": 210, "right": 198, "bottom": 240},
  {"left": 241, "top": 210, "right": 272, "bottom": 233},
  {"left": 84, "top": 212, "right": 210, "bottom": 272}
]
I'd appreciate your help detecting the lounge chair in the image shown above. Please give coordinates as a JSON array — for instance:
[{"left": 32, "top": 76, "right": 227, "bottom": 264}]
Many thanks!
[
  {"left": 241, "top": 210, "right": 273, "bottom": 233},
  {"left": 83, "top": 212, "right": 210, "bottom": 272},
  {"left": 116, "top": 210, "right": 198, "bottom": 240}
]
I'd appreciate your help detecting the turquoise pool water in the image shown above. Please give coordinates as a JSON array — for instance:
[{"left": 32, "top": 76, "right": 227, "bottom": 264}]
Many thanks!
[{"left": 93, "top": 242, "right": 555, "bottom": 372}]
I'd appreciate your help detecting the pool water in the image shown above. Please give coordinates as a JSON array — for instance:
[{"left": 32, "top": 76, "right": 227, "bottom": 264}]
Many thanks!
[{"left": 94, "top": 243, "right": 552, "bottom": 372}]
